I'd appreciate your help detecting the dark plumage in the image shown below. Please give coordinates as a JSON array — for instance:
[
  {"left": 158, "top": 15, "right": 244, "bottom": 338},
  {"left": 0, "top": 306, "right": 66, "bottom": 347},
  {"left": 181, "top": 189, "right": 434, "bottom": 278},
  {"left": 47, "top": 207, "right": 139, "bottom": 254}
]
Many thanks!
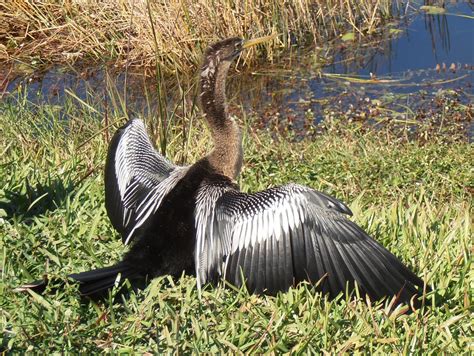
[{"left": 17, "top": 37, "right": 428, "bottom": 308}]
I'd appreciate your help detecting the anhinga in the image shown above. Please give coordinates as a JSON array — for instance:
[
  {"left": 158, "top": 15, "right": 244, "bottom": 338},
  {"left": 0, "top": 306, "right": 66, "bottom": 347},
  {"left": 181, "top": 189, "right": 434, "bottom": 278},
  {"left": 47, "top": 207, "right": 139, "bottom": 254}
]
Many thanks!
[{"left": 19, "top": 37, "right": 428, "bottom": 306}]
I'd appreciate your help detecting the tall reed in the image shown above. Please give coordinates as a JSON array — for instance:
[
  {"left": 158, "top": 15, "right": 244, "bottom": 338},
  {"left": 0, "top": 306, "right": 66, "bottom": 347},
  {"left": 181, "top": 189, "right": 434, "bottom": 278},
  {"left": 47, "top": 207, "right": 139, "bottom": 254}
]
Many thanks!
[{"left": 1, "top": 0, "right": 396, "bottom": 75}]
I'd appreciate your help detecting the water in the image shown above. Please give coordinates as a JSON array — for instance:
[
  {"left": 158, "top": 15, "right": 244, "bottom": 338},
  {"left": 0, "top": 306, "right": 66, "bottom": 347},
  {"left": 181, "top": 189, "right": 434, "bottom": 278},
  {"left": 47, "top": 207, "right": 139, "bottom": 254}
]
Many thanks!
[
  {"left": 236, "top": 1, "right": 473, "bottom": 139},
  {"left": 330, "top": 2, "right": 474, "bottom": 75},
  {"left": 3, "top": 1, "right": 474, "bottom": 140}
]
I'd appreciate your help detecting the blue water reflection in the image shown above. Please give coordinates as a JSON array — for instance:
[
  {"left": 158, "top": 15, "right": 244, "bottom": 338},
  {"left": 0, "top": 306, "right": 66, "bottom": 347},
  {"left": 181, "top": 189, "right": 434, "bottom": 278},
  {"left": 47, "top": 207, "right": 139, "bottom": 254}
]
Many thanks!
[{"left": 329, "top": 2, "right": 473, "bottom": 75}]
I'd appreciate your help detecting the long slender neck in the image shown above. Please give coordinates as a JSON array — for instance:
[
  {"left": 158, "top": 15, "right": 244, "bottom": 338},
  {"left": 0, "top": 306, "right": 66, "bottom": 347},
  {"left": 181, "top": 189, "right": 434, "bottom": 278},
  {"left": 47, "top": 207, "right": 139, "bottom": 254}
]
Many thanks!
[{"left": 200, "top": 57, "right": 243, "bottom": 180}]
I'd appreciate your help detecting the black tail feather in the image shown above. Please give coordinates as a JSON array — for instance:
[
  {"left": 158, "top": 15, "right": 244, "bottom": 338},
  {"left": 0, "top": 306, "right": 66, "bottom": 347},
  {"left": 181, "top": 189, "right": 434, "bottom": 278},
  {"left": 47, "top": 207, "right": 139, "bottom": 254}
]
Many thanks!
[
  {"left": 15, "top": 262, "right": 143, "bottom": 300},
  {"left": 72, "top": 262, "right": 142, "bottom": 299},
  {"left": 14, "top": 279, "right": 49, "bottom": 295}
]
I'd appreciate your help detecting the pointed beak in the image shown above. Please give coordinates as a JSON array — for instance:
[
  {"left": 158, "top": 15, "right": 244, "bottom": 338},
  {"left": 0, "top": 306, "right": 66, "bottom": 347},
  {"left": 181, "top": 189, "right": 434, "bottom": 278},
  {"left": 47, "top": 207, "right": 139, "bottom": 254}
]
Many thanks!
[{"left": 242, "top": 34, "right": 277, "bottom": 49}]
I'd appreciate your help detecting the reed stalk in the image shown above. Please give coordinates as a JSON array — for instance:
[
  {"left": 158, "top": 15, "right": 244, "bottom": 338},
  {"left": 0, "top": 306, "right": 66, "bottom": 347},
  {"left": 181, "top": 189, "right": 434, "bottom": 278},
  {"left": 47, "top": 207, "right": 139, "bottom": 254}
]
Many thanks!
[{"left": 1, "top": 0, "right": 399, "bottom": 75}]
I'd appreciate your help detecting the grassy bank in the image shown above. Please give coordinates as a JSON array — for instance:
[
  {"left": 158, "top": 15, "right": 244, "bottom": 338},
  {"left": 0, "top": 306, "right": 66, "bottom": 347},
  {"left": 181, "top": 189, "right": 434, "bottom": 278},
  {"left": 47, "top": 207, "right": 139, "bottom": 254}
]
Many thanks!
[
  {"left": 0, "top": 92, "right": 472, "bottom": 352},
  {"left": 1, "top": 0, "right": 397, "bottom": 74}
]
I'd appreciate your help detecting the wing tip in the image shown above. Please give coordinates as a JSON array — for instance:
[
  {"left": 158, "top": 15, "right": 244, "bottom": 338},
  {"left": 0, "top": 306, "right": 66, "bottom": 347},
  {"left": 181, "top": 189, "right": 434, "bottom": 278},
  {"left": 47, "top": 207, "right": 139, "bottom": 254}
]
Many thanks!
[
  {"left": 306, "top": 189, "right": 353, "bottom": 216},
  {"left": 338, "top": 203, "right": 353, "bottom": 216}
]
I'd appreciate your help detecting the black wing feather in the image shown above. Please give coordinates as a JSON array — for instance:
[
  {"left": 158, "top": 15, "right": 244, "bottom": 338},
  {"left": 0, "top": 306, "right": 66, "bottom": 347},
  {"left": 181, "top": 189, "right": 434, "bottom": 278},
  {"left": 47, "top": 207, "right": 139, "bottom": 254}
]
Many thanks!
[{"left": 264, "top": 232, "right": 275, "bottom": 294}]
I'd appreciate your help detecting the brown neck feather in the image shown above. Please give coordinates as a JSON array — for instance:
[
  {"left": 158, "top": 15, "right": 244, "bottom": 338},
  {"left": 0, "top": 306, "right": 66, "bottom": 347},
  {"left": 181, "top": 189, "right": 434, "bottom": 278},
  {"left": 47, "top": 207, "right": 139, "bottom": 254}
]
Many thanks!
[{"left": 200, "top": 56, "right": 243, "bottom": 180}]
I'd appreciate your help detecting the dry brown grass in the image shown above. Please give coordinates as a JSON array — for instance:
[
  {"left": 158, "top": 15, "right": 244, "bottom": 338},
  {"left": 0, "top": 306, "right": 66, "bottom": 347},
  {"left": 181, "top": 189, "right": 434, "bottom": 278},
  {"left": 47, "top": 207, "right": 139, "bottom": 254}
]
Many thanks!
[{"left": 0, "top": 0, "right": 394, "bottom": 75}]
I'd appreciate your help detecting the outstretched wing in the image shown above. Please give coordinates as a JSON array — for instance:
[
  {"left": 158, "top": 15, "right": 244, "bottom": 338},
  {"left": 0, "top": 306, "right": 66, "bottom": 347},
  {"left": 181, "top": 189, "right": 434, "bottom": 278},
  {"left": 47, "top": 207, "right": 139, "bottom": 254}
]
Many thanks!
[
  {"left": 105, "top": 119, "right": 186, "bottom": 244},
  {"left": 195, "top": 183, "right": 426, "bottom": 305}
]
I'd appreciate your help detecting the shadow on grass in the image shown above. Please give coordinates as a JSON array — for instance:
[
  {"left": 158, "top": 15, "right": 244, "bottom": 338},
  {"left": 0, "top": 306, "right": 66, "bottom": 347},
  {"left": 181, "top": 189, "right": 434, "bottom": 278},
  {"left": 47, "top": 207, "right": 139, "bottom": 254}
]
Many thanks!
[{"left": 0, "top": 176, "right": 75, "bottom": 222}]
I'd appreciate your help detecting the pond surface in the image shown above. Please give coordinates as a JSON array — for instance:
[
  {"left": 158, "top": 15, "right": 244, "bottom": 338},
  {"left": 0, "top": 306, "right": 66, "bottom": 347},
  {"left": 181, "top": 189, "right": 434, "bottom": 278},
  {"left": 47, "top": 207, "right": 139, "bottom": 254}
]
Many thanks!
[
  {"left": 238, "top": 1, "right": 473, "bottom": 140},
  {"left": 2, "top": 1, "right": 473, "bottom": 141}
]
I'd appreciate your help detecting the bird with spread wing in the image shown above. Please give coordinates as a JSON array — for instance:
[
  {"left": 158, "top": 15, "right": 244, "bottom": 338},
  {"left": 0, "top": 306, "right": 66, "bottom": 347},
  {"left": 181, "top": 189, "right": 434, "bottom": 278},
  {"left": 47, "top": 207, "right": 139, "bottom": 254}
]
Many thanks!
[{"left": 18, "top": 36, "right": 428, "bottom": 308}]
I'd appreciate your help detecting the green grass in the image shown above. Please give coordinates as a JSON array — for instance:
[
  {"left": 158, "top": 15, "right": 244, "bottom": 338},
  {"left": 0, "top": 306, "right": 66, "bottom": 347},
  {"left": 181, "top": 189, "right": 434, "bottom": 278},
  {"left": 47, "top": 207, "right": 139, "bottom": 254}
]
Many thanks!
[{"left": 0, "top": 96, "right": 472, "bottom": 353}]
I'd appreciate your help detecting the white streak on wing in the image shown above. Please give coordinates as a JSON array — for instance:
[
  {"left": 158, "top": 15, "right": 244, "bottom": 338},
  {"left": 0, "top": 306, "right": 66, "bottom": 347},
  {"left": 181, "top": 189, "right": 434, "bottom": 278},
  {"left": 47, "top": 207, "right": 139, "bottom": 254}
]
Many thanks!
[
  {"left": 235, "top": 222, "right": 245, "bottom": 253},
  {"left": 274, "top": 207, "right": 282, "bottom": 241},
  {"left": 281, "top": 207, "right": 289, "bottom": 236},
  {"left": 293, "top": 200, "right": 302, "bottom": 225},
  {"left": 256, "top": 210, "right": 263, "bottom": 245},
  {"left": 254, "top": 210, "right": 265, "bottom": 248},
  {"left": 266, "top": 209, "right": 274, "bottom": 241},
  {"left": 229, "top": 223, "right": 238, "bottom": 254},
  {"left": 194, "top": 183, "right": 231, "bottom": 291},
  {"left": 258, "top": 210, "right": 267, "bottom": 246},
  {"left": 250, "top": 210, "right": 260, "bottom": 247},
  {"left": 223, "top": 222, "right": 231, "bottom": 252},
  {"left": 249, "top": 211, "right": 262, "bottom": 245},
  {"left": 245, "top": 215, "right": 253, "bottom": 249},
  {"left": 240, "top": 219, "right": 248, "bottom": 250},
  {"left": 261, "top": 210, "right": 268, "bottom": 243},
  {"left": 287, "top": 200, "right": 296, "bottom": 230}
]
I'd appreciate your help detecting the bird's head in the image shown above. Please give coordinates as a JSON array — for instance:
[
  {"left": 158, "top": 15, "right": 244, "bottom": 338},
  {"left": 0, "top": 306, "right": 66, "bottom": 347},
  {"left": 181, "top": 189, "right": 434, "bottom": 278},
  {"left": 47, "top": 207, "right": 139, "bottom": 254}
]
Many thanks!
[
  {"left": 201, "top": 35, "right": 276, "bottom": 78},
  {"left": 204, "top": 37, "right": 245, "bottom": 63}
]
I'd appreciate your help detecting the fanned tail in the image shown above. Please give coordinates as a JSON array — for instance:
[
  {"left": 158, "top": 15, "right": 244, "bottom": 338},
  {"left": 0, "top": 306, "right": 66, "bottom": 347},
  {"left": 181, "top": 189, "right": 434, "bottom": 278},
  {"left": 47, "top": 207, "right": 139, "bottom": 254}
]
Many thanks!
[{"left": 15, "top": 262, "right": 142, "bottom": 300}]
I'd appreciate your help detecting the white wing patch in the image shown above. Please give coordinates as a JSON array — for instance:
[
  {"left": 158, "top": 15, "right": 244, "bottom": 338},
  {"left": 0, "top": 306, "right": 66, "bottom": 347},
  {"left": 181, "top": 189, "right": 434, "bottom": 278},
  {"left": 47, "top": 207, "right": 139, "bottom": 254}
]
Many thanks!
[{"left": 229, "top": 191, "right": 307, "bottom": 254}]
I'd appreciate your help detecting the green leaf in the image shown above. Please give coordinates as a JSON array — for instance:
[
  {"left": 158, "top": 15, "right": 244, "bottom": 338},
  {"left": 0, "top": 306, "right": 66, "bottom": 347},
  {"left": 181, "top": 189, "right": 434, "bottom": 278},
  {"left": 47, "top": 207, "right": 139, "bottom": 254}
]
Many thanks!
[
  {"left": 420, "top": 6, "right": 446, "bottom": 15},
  {"left": 341, "top": 32, "right": 355, "bottom": 41}
]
